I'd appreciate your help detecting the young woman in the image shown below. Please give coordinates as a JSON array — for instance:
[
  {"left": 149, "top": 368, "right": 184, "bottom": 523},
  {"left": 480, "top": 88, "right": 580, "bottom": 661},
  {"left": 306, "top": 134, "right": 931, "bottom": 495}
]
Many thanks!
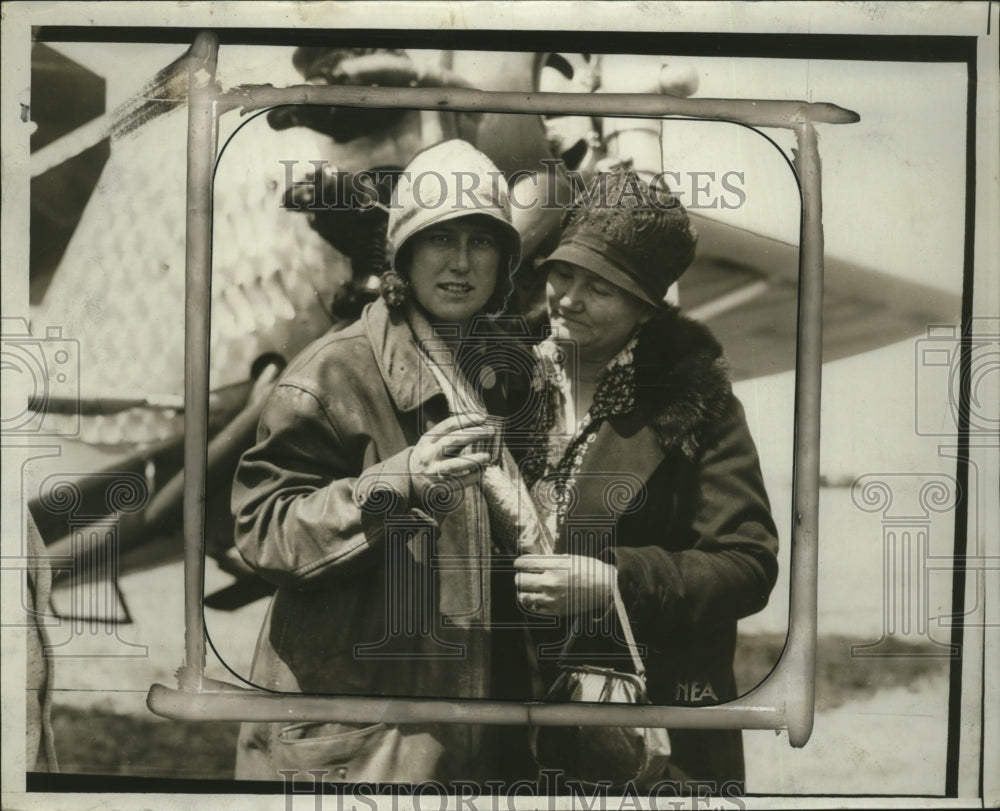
[{"left": 230, "top": 140, "right": 531, "bottom": 784}]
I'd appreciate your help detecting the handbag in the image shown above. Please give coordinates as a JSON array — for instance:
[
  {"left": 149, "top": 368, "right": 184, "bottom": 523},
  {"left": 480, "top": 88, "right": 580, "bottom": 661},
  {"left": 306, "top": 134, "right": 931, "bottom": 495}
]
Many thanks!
[{"left": 530, "top": 582, "right": 672, "bottom": 788}]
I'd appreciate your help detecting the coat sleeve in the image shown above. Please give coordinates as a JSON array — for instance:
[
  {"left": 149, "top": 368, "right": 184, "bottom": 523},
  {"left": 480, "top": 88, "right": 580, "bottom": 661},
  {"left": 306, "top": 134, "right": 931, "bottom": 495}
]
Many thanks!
[
  {"left": 231, "top": 381, "right": 420, "bottom": 588},
  {"left": 612, "top": 393, "right": 779, "bottom": 634}
]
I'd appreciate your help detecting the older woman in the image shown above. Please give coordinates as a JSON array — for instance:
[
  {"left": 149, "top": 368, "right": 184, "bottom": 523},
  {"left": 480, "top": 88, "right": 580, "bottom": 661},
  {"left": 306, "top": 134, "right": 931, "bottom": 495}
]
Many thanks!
[
  {"left": 231, "top": 140, "right": 532, "bottom": 784},
  {"left": 515, "top": 167, "right": 779, "bottom": 790}
]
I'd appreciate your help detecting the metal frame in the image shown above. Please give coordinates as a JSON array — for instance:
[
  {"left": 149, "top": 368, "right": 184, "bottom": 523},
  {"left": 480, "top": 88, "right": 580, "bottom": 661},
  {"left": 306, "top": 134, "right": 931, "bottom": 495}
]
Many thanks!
[{"left": 146, "top": 31, "right": 859, "bottom": 748}]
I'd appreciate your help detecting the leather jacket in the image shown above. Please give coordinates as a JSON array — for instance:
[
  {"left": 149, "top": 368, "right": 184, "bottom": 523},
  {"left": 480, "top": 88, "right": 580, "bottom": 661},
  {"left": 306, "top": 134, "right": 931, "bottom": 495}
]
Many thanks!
[{"left": 231, "top": 298, "right": 520, "bottom": 783}]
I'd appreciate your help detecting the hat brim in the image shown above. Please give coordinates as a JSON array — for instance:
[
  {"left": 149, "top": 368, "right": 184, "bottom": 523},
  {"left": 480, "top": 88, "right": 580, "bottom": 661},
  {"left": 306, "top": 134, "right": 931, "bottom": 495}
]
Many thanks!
[
  {"left": 393, "top": 208, "right": 522, "bottom": 271},
  {"left": 539, "top": 242, "right": 667, "bottom": 310}
]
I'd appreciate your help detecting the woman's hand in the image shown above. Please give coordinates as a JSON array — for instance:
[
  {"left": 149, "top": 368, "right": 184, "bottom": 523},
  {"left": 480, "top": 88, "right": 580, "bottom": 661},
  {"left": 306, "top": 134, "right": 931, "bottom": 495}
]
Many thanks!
[
  {"left": 408, "top": 413, "right": 495, "bottom": 501},
  {"left": 514, "top": 554, "right": 617, "bottom": 616}
]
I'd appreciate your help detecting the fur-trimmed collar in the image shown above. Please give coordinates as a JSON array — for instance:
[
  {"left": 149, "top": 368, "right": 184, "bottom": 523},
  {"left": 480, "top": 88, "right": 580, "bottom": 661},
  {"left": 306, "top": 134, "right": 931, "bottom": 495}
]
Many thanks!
[
  {"left": 630, "top": 304, "right": 732, "bottom": 459},
  {"left": 527, "top": 304, "right": 733, "bottom": 469}
]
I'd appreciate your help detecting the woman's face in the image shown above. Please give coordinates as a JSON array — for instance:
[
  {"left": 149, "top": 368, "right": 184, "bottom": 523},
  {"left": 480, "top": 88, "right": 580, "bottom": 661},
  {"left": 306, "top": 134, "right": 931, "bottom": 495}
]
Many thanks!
[
  {"left": 407, "top": 216, "right": 501, "bottom": 326},
  {"left": 546, "top": 261, "right": 652, "bottom": 363}
]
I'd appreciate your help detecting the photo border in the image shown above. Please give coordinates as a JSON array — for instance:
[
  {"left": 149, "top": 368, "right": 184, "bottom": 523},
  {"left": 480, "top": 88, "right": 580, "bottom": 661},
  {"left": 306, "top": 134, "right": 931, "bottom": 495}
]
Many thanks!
[{"left": 2, "top": 2, "right": 996, "bottom": 808}]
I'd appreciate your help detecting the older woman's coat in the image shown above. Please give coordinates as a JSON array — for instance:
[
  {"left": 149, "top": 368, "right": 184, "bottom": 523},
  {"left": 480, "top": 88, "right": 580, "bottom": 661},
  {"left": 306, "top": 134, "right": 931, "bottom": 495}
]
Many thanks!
[{"left": 528, "top": 305, "right": 780, "bottom": 790}]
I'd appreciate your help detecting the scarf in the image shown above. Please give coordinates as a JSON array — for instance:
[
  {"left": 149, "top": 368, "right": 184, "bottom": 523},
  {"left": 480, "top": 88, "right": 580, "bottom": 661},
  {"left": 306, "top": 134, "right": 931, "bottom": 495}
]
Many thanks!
[
  {"left": 521, "top": 333, "right": 640, "bottom": 542},
  {"left": 407, "top": 307, "right": 552, "bottom": 564}
]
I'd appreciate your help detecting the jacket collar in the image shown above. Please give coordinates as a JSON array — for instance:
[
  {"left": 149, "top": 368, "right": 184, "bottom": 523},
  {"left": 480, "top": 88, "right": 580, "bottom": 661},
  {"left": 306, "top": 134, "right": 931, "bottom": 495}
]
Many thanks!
[
  {"left": 362, "top": 298, "right": 443, "bottom": 413},
  {"left": 362, "top": 298, "right": 519, "bottom": 415},
  {"left": 630, "top": 305, "right": 732, "bottom": 459}
]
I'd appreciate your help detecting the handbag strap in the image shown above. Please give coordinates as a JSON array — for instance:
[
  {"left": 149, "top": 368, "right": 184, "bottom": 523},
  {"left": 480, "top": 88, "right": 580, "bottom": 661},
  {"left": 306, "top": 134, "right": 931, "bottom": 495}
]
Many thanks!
[
  {"left": 612, "top": 580, "right": 646, "bottom": 681},
  {"left": 531, "top": 504, "right": 647, "bottom": 681},
  {"left": 556, "top": 576, "right": 646, "bottom": 682}
]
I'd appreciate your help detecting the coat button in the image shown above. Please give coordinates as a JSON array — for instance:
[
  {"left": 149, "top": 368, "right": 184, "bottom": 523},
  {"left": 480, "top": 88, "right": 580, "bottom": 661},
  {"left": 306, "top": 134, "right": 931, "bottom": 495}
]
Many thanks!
[{"left": 335, "top": 766, "right": 348, "bottom": 780}]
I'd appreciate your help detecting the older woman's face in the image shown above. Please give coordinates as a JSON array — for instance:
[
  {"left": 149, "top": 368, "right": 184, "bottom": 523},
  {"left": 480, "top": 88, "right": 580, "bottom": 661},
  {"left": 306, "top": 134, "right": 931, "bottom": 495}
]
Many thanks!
[
  {"left": 408, "top": 216, "right": 501, "bottom": 326},
  {"left": 546, "top": 261, "right": 651, "bottom": 362}
]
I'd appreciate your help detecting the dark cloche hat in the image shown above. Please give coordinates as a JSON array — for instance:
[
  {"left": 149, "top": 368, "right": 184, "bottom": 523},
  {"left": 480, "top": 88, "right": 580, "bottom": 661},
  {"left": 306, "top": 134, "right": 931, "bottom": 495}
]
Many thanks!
[{"left": 540, "top": 165, "right": 698, "bottom": 309}]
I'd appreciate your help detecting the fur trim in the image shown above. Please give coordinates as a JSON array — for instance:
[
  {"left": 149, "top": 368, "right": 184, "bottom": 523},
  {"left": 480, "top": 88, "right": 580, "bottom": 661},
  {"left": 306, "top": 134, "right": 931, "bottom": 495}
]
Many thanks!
[{"left": 632, "top": 305, "right": 733, "bottom": 459}]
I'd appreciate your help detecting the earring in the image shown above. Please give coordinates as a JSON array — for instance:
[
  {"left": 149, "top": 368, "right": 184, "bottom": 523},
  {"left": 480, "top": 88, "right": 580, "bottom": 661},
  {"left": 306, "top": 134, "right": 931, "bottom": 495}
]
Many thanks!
[{"left": 378, "top": 269, "right": 412, "bottom": 310}]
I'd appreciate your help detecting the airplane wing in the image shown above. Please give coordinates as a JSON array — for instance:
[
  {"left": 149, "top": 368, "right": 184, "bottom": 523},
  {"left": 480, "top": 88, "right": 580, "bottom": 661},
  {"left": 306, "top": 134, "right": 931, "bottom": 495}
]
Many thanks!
[{"left": 682, "top": 213, "right": 959, "bottom": 381}]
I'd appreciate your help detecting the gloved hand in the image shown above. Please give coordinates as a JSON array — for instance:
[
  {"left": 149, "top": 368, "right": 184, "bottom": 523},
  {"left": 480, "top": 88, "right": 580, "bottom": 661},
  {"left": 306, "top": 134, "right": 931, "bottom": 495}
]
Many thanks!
[{"left": 407, "top": 413, "right": 495, "bottom": 504}]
